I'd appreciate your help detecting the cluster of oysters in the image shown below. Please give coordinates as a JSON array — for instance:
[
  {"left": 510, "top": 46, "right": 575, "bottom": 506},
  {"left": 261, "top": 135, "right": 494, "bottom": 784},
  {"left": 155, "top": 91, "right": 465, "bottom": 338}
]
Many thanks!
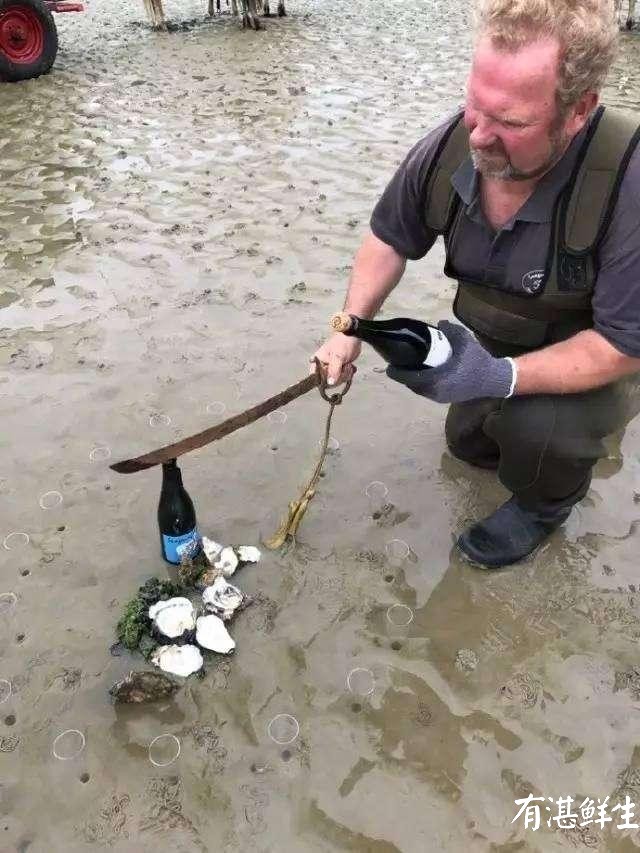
[{"left": 149, "top": 538, "right": 260, "bottom": 677}]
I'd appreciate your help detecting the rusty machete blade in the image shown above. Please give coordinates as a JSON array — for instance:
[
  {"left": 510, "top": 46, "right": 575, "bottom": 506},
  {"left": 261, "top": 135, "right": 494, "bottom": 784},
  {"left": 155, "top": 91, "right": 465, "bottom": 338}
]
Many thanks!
[{"left": 110, "top": 374, "right": 318, "bottom": 474}]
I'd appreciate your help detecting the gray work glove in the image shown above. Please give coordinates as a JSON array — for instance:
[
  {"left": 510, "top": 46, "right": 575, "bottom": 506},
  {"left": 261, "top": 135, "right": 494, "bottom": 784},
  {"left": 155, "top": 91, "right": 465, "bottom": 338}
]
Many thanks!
[{"left": 386, "top": 321, "right": 516, "bottom": 404}]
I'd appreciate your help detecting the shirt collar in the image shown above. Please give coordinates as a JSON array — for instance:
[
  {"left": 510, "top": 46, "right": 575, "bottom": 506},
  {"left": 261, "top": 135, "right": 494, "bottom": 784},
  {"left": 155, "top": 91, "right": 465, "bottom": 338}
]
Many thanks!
[{"left": 450, "top": 119, "right": 592, "bottom": 228}]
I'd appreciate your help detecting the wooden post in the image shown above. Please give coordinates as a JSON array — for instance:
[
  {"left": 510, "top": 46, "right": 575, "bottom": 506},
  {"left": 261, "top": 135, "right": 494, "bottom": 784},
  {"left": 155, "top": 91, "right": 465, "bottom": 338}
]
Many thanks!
[{"left": 143, "top": 0, "right": 166, "bottom": 29}]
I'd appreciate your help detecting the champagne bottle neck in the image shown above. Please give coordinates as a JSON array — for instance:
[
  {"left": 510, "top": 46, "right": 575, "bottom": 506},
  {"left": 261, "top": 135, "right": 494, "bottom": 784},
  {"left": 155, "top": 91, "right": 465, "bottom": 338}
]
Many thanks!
[
  {"left": 329, "top": 311, "right": 451, "bottom": 368},
  {"left": 350, "top": 317, "right": 429, "bottom": 347},
  {"left": 162, "top": 460, "right": 183, "bottom": 487}
]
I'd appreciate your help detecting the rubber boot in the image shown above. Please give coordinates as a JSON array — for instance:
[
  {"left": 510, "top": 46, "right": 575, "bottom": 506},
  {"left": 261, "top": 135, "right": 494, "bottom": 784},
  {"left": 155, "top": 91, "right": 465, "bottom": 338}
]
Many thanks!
[{"left": 456, "top": 495, "right": 573, "bottom": 569}]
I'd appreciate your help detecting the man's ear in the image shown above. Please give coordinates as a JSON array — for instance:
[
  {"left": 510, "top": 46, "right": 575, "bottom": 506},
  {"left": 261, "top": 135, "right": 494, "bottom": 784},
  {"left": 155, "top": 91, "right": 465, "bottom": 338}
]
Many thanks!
[{"left": 565, "top": 91, "right": 599, "bottom": 137}]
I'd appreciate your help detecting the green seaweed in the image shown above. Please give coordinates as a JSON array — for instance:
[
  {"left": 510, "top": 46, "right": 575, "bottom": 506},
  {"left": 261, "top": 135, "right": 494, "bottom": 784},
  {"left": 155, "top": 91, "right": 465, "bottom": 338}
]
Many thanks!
[
  {"left": 138, "top": 577, "right": 184, "bottom": 606},
  {"left": 138, "top": 633, "right": 158, "bottom": 661},
  {"left": 116, "top": 597, "right": 148, "bottom": 650},
  {"left": 116, "top": 577, "right": 185, "bottom": 652}
]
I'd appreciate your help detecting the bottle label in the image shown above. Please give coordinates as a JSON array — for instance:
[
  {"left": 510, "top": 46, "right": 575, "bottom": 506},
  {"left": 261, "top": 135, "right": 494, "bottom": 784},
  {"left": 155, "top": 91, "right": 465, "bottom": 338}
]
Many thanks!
[
  {"left": 162, "top": 528, "right": 200, "bottom": 564},
  {"left": 425, "top": 327, "right": 453, "bottom": 367}
]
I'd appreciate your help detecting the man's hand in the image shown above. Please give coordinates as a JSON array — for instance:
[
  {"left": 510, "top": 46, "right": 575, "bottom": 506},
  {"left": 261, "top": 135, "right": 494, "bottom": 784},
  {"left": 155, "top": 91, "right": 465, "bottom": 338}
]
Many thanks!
[
  {"left": 311, "top": 333, "right": 361, "bottom": 386},
  {"left": 386, "top": 321, "right": 516, "bottom": 403}
]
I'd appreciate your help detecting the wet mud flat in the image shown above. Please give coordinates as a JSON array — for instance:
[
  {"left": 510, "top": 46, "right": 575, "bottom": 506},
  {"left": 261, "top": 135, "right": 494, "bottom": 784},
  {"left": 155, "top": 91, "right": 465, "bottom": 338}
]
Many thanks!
[{"left": 1, "top": 1, "right": 640, "bottom": 850}]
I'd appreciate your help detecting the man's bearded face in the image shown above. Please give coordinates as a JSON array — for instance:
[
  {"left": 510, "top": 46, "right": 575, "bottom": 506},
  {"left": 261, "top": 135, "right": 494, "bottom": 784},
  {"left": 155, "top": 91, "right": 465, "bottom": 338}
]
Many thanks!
[{"left": 465, "top": 36, "right": 570, "bottom": 182}]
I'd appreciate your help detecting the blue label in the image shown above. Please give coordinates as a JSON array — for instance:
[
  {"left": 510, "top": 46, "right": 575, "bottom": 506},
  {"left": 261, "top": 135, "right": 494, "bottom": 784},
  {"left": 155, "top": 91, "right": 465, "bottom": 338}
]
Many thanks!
[{"left": 162, "top": 528, "right": 200, "bottom": 564}]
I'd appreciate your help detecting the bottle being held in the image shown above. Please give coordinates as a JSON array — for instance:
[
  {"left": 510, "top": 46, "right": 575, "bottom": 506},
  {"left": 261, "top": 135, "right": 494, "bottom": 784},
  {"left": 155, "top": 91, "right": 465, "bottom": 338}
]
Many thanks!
[
  {"left": 331, "top": 312, "right": 452, "bottom": 369},
  {"left": 158, "top": 459, "right": 201, "bottom": 565}
]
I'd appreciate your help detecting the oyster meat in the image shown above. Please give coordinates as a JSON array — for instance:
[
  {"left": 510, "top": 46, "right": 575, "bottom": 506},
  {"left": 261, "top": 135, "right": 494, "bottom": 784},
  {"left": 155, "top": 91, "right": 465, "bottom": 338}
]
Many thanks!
[
  {"left": 109, "top": 670, "right": 180, "bottom": 703},
  {"left": 151, "top": 644, "right": 203, "bottom": 677},
  {"left": 148, "top": 597, "right": 196, "bottom": 639},
  {"left": 202, "top": 576, "right": 244, "bottom": 621},
  {"left": 214, "top": 546, "right": 239, "bottom": 577},
  {"left": 195, "top": 614, "right": 235, "bottom": 654}
]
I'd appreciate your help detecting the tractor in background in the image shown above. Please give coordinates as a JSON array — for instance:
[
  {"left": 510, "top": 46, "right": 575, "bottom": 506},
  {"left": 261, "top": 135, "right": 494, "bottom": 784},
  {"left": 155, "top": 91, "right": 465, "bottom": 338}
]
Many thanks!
[{"left": 0, "top": 0, "right": 83, "bottom": 82}]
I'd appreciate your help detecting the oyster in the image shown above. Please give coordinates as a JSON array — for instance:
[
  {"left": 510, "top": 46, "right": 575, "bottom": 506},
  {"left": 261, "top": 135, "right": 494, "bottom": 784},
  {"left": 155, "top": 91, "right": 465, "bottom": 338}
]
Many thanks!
[
  {"left": 148, "top": 597, "right": 196, "bottom": 639},
  {"left": 202, "top": 576, "right": 244, "bottom": 621},
  {"left": 195, "top": 614, "right": 235, "bottom": 654},
  {"left": 202, "top": 537, "right": 224, "bottom": 565},
  {"left": 151, "top": 644, "right": 203, "bottom": 677},
  {"left": 214, "top": 546, "right": 239, "bottom": 577},
  {"left": 237, "top": 545, "right": 261, "bottom": 564},
  {"left": 202, "top": 538, "right": 260, "bottom": 577},
  {"left": 109, "top": 670, "right": 180, "bottom": 703}
]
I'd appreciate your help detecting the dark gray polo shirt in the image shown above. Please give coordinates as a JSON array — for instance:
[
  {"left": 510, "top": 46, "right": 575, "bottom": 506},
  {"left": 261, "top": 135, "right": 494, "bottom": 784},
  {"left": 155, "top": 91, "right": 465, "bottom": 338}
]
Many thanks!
[{"left": 370, "top": 111, "right": 640, "bottom": 358}]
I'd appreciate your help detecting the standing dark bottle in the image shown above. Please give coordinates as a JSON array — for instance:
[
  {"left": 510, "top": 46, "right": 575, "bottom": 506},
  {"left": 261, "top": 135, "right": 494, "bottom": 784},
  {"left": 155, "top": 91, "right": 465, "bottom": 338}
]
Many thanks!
[
  {"left": 331, "top": 312, "right": 452, "bottom": 369},
  {"left": 158, "top": 459, "right": 201, "bottom": 564}
]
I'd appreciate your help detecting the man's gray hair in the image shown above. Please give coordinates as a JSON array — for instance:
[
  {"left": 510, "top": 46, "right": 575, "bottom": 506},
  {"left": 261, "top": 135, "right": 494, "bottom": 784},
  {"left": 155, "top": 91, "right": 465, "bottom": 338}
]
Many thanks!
[{"left": 475, "top": 0, "right": 619, "bottom": 109}]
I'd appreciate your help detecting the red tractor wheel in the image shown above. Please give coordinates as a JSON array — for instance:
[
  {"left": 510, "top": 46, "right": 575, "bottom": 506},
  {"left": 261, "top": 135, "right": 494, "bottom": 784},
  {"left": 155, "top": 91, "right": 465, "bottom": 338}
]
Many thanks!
[{"left": 0, "top": 0, "right": 58, "bottom": 82}]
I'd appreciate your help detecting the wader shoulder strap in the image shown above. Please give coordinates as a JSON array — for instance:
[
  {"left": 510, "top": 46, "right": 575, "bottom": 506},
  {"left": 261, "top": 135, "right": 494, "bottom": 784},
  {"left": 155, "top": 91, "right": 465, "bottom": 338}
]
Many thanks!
[
  {"left": 423, "top": 106, "right": 640, "bottom": 253},
  {"left": 561, "top": 106, "right": 640, "bottom": 255},
  {"left": 423, "top": 111, "right": 468, "bottom": 233}
]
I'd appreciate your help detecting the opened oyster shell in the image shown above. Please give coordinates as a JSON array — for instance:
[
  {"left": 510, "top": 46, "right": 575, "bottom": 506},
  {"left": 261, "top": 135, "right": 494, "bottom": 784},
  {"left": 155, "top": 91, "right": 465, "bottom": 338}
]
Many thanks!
[
  {"left": 237, "top": 545, "right": 261, "bottom": 564},
  {"left": 202, "top": 537, "right": 224, "bottom": 565},
  {"left": 202, "top": 535, "right": 261, "bottom": 577},
  {"left": 148, "top": 597, "right": 196, "bottom": 639},
  {"left": 214, "top": 546, "right": 239, "bottom": 577},
  {"left": 202, "top": 576, "right": 244, "bottom": 621},
  {"left": 195, "top": 614, "right": 235, "bottom": 654},
  {"left": 151, "top": 644, "right": 203, "bottom": 677}
]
